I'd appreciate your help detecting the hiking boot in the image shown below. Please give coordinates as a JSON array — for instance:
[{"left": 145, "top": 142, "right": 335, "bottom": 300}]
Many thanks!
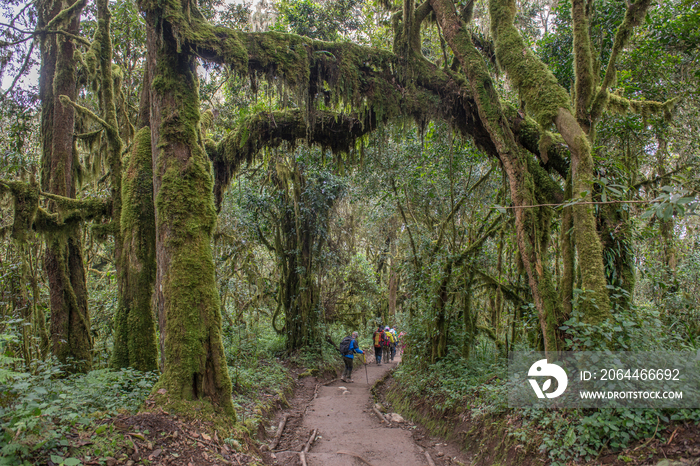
[
  {"left": 348, "top": 379, "right": 354, "bottom": 383},
  {"left": 340, "top": 376, "right": 347, "bottom": 382}
]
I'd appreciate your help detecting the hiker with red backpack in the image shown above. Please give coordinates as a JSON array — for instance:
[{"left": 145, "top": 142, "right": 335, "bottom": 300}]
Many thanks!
[
  {"left": 339, "top": 331, "right": 363, "bottom": 383},
  {"left": 382, "top": 326, "right": 393, "bottom": 363},
  {"left": 373, "top": 326, "right": 385, "bottom": 365}
]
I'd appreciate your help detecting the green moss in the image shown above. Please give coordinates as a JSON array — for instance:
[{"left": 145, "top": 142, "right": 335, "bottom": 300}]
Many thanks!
[
  {"left": 148, "top": 13, "right": 234, "bottom": 415},
  {"left": 112, "top": 128, "right": 158, "bottom": 372},
  {"left": 570, "top": 132, "right": 611, "bottom": 322},
  {"left": 571, "top": 0, "right": 595, "bottom": 125},
  {"left": 4, "top": 180, "right": 40, "bottom": 241},
  {"left": 606, "top": 93, "right": 679, "bottom": 122},
  {"left": 490, "top": 0, "right": 572, "bottom": 126}
]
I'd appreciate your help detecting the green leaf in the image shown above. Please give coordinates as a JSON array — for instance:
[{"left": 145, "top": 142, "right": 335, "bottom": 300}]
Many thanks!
[{"left": 63, "top": 458, "right": 81, "bottom": 466}]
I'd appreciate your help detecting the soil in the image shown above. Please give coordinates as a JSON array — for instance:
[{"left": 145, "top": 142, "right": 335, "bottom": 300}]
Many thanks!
[
  {"left": 64, "top": 409, "right": 255, "bottom": 466},
  {"left": 262, "top": 355, "right": 472, "bottom": 466}
]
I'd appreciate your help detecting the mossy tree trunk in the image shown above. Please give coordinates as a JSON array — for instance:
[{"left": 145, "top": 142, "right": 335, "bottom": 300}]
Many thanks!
[
  {"left": 560, "top": 178, "right": 575, "bottom": 317},
  {"left": 264, "top": 159, "right": 335, "bottom": 352},
  {"left": 487, "top": 0, "right": 612, "bottom": 323},
  {"left": 37, "top": 0, "right": 92, "bottom": 372},
  {"left": 598, "top": 202, "right": 635, "bottom": 309},
  {"left": 82, "top": 0, "right": 159, "bottom": 373},
  {"left": 112, "top": 127, "right": 158, "bottom": 371},
  {"left": 141, "top": 0, "right": 233, "bottom": 414},
  {"left": 461, "top": 271, "right": 475, "bottom": 359},
  {"left": 429, "top": 0, "right": 564, "bottom": 353}
]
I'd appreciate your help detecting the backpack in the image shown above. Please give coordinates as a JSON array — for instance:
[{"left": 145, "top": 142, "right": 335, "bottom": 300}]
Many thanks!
[
  {"left": 374, "top": 331, "right": 384, "bottom": 347},
  {"left": 339, "top": 336, "right": 353, "bottom": 356},
  {"left": 380, "top": 331, "right": 391, "bottom": 347}
]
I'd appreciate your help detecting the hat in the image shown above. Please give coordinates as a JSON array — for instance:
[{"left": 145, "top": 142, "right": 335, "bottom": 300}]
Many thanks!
[{"left": 385, "top": 326, "right": 390, "bottom": 331}]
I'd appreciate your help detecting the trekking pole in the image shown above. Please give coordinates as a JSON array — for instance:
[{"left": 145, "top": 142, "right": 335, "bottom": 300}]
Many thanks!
[{"left": 363, "top": 352, "right": 369, "bottom": 385}]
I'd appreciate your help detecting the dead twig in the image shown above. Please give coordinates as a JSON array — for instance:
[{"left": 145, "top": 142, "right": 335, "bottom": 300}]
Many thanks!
[
  {"left": 666, "top": 426, "right": 679, "bottom": 445},
  {"left": 424, "top": 451, "right": 437, "bottom": 466},
  {"left": 372, "top": 406, "right": 390, "bottom": 427},
  {"left": 302, "top": 428, "right": 317, "bottom": 453},
  {"left": 322, "top": 378, "right": 339, "bottom": 386},
  {"left": 633, "top": 416, "right": 660, "bottom": 451},
  {"left": 269, "top": 413, "right": 290, "bottom": 450}
]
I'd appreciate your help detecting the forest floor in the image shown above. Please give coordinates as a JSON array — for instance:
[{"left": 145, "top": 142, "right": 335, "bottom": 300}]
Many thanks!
[
  {"left": 56, "top": 358, "right": 700, "bottom": 466},
  {"left": 261, "top": 355, "right": 472, "bottom": 466}
]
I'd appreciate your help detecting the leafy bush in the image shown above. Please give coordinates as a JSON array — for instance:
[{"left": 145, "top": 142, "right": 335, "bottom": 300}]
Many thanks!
[
  {"left": 0, "top": 360, "right": 157, "bottom": 463},
  {"left": 394, "top": 342, "right": 508, "bottom": 416},
  {"left": 516, "top": 407, "right": 700, "bottom": 465}
]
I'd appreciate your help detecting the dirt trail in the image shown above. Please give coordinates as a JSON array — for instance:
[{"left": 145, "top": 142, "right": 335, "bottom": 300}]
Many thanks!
[{"left": 266, "top": 356, "right": 433, "bottom": 466}]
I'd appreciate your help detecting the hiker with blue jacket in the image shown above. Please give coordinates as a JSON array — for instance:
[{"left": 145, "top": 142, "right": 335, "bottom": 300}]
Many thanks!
[{"left": 339, "top": 331, "right": 363, "bottom": 383}]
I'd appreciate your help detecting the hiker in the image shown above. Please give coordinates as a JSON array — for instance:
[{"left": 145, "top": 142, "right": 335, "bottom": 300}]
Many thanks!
[
  {"left": 382, "top": 326, "right": 392, "bottom": 363},
  {"left": 373, "top": 326, "right": 384, "bottom": 365},
  {"left": 339, "top": 331, "right": 363, "bottom": 383},
  {"left": 389, "top": 327, "right": 398, "bottom": 361}
]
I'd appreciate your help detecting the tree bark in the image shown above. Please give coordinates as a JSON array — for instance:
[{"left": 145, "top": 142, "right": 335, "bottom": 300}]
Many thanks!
[
  {"left": 38, "top": 0, "right": 92, "bottom": 372},
  {"left": 429, "top": 0, "right": 563, "bottom": 353},
  {"left": 112, "top": 127, "right": 158, "bottom": 371},
  {"left": 141, "top": 0, "right": 233, "bottom": 414}
]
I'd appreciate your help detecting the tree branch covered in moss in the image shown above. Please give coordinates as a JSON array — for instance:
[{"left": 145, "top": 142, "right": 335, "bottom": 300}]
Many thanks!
[
  {"left": 589, "top": 0, "right": 653, "bottom": 123},
  {"left": 207, "top": 109, "right": 371, "bottom": 206},
  {"left": 0, "top": 179, "right": 111, "bottom": 239},
  {"left": 473, "top": 269, "right": 527, "bottom": 306},
  {"left": 136, "top": 2, "right": 566, "bottom": 174}
]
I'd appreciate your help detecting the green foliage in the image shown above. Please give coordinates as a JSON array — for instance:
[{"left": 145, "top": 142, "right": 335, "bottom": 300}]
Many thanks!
[
  {"left": 0, "top": 360, "right": 157, "bottom": 463},
  {"left": 642, "top": 186, "right": 698, "bottom": 220},
  {"left": 559, "top": 290, "right": 690, "bottom": 350},
  {"left": 517, "top": 407, "right": 700, "bottom": 464},
  {"left": 274, "top": 0, "right": 365, "bottom": 41},
  {"left": 0, "top": 333, "right": 21, "bottom": 385},
  {"left": 394, "top": 341, "right": 508, "bottom": 416}
]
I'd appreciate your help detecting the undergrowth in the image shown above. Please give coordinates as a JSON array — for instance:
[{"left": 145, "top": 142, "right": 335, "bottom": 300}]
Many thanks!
[
  {"left": 390, "top": 303, "right": 700, "bottom": 465},
  {"left": 0, "top": 360, "right": 157, "bottom": 465}
]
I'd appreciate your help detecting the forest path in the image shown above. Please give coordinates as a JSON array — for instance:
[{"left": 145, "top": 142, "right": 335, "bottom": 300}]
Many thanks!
[{"left": 267, "top": 355, "right": 434, "bottom": 466}]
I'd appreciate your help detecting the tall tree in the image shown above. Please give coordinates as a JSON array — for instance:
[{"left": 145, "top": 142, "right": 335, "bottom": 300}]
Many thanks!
[
  {"left": 37, "top": 0, "right": 92, "bottom": 372},
  {"left": 139, "top": 0, "right": 234, "bottom": 413}
]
